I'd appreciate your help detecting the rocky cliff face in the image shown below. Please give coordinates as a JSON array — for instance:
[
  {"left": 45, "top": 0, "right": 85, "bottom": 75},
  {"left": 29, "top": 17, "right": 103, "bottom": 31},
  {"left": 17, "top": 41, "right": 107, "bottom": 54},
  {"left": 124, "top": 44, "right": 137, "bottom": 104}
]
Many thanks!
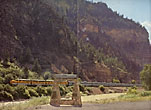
[
  {"left": 74, "top": 0, "right": 151, "bottom": 67},
  {"left": 103, "top": 24, "right": 151, "bottom": 66},
  {"left": 51, "top": 1, "right": 150, "bottom": 62}
]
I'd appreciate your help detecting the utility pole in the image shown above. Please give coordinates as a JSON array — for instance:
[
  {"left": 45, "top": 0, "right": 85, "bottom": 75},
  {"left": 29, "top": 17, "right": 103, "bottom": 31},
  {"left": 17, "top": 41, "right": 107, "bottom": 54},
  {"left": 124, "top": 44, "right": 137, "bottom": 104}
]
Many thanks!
[{"left": 74, "top": 0, "right": 80, "bottom": 77}]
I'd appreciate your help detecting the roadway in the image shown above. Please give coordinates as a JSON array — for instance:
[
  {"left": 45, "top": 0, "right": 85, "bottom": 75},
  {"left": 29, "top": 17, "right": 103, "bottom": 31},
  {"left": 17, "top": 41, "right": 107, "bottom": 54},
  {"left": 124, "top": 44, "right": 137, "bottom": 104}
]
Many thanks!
[{"left": 30, "top": 101, "right": 151, "bottom": 110}]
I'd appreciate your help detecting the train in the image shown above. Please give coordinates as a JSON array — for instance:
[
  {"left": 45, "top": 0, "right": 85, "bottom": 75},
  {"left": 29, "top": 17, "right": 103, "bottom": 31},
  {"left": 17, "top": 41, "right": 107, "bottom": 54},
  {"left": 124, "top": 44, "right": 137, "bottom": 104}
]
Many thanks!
[{"left": 10, "top": 79, "right": 142, "bottom": 87}]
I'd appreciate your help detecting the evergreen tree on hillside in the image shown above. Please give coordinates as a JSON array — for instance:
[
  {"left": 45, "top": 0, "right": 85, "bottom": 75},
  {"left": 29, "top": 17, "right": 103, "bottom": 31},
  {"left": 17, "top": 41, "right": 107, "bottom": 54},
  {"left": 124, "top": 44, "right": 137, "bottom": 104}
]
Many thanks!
[
  {"left": 20, "top": 47, "right": 32, "bottom": 64},
  {"left": 32, "top": 59, "right": 41, "bottom": 76},
  {"left": 23, "top": 66, "right": 29, "bottom": 79},
  {"left": 140, "top": 64, "right": 151, "bottom": 90},
  {"left": 2, "top": 58, "right": 9, "bottom": 68}
]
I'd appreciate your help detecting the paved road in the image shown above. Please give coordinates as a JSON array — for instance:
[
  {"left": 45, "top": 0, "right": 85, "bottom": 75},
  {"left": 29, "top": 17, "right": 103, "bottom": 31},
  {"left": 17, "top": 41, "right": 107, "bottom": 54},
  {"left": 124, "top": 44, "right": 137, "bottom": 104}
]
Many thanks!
[{"left": 31, "top": 101, "right": 151, "bottom": 110}]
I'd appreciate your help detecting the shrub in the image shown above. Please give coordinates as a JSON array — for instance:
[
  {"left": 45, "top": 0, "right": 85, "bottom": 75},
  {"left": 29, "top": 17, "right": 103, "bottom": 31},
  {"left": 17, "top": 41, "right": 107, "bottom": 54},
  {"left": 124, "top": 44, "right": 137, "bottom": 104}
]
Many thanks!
[
  {"left": 12, "top": 90, "right": 19, "bottom": 100},
  {"left": 77, "top": 78, "right": 82, "bottom": 83},
  {"left": 4, "top": 74, "right": 14, "bottom": 84},
  {"left": 36, "top": 86, "right": 47, "bottom": 96},
  {"left": 43, "top": 72, "right": 51, "bottom": 80},
  {"left": 67, "top": 86, "right": 73, "bottom": 92},
  {"left": 0, "top": 91, "right": 13, "bottom": 101},
  {"left": 86, "top": 87, "right": 92, "bottom": 93},
  {"left": 28, "top": 89, "right": 39, "bottom": 97},
  {"left": 131, "top": 86, "right": 137, "bottom": 90},
  {"left": 99, "top": 85, "right": 105, "bottom": 92},
  {"left": 140, "top": 64, "right": 151, "bottom": 90},
  {"left": 66, "top": 92, "right": 73, "bottom": 97},
  {"left": 112, "top": 78, "right": 120, "bottom": 83},
  {"left": 0, "top": 84, "right": 4, "bottom": 91},
  {"left": 127, "top": 88, "right": 138, "bottom": 94},
  {"left": 4, "top": 84, "right": 14, "bottom": 94},
  {"left": 131, "top": 80, "right": 136, "bottom": 84},
  {"left": 59, "top": 86, "right": 67, "bottom": 96},
  {"left": 23, "top": 89, "right": 31, "bottom": 99},
  {"left": 0, "top": 77, "right": 4, "bottom": 84},
  {"left": 84, "top": 90, "right": 90, "bottom": 95},
  {"left": 65, "top": 86, "right": 72, "bottom": 94},
  {"left": 140, "top": 91, "right": 151, "bottom": 97},
  {"left": 79, "top": 84, "right": 85, "bottom": 92},
  {"left": 46, "top": 87, "right": 52, "bottom": 96},
  {"left": 23, "top": 67, "right": 29, "bottom": 79},
  {"left": 15, "top": 85, "right": 30, "bottom": 99}
]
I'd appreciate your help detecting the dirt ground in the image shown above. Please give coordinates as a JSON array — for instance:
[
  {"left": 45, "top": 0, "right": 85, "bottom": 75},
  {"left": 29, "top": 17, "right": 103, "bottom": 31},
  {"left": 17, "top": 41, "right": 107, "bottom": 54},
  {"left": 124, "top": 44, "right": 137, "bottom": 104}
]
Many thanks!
[{"left": 29, "top": 101, "right": 151, "bottom": 110}]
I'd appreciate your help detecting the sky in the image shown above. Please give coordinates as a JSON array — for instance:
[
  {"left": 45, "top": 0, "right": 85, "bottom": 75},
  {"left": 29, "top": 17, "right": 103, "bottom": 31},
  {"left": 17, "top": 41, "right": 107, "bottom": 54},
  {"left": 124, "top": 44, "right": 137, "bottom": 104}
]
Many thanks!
[{"left": 87, "top": 0, "right": 151, "bottom": 43}]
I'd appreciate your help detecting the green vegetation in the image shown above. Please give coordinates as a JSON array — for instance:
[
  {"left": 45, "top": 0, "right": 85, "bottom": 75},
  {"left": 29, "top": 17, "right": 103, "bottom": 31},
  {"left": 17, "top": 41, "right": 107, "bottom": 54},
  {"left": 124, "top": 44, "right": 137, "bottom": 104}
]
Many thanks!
[
  {"left": 0, "top": 60, "right": 38, "bottom": 83},
  {"left": 140, "top": 64, "right": 151, "bottom": 90},
  {"left": 112, "top": 78, "right": 120, "bottom": 83},
  {"left": 118, "top": 90, "right": 151, "bottom": 102},
  {"left": 28, "top": 88, "right": 39, "bottom": 97},
  {"left": 0, "top": 59, "right": 87, "bottom": 101},
  {"left": 20, "top": 47, "right": 33, "bottom": 64},
  {"left": 140, "top": 91, "right": 151, "bottom": 97},
  {"left": 0, "top": 84, "right": 52, "bottom": 101},
  {"left": 131, "top": 80, "right": 136, "bottom": 84},
  {"left": 99, "top": 85, "right": 105, "bottom": 92},
  {"left": 0, "top": 60, "right": 51, "bottom": 101},
  {"left": 79, "top": 84, "right": 86, "bottom": 92},
  {"left": 0, "top": 91, "right": 14, "bottom": 101},
  {"left": 127, "top": 87, "right": 138, "bottom": 94},
  {"left": 32, "top": 59, "right": 42, "bottom": 76},
  {"left": 43, "top": 71, "right": 52, "bottom": 80}
]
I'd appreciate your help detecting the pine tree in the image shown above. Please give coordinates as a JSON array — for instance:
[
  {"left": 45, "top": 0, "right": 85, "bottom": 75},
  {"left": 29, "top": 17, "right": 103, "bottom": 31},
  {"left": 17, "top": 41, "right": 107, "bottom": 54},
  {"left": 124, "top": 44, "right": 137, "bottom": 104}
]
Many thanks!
[
  {"left": 140, "top": 64, "right": 151, "bottom": 90},
  {"left": 23, "top": 66, "right": 29, "bottom": 79},
  {"left": 32, "top": 59, "right": 41, "bottom": 76},
  {"left": 21, "top": 47, "right": 32, "bottom": 64}
]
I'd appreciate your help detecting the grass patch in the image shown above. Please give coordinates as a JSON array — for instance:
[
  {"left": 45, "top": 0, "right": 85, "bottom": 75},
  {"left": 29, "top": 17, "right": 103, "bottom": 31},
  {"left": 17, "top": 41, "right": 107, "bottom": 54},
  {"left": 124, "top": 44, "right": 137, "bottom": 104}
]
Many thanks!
[
  {"left": 83, "top": 91, "right": 151, "bottom": 104},
  {"left": 118, "top": 93, "right": 151, "bottom": 102},
  {"left": 86, "top": 94, "right": 151, "bottom": 104},
  {"left": 0, "top": 96, "right": 50, "bottom": 110}
]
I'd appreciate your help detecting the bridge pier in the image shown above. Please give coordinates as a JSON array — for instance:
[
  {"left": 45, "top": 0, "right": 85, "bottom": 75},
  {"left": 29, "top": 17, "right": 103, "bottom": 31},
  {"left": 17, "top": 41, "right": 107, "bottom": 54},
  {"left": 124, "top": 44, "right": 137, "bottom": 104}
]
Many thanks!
[
  {"left": 50, "top": 79, "right": 61, "bottom": 106},
  {"left": 50, "top": 74, "right": 82, "bottom": 107}
]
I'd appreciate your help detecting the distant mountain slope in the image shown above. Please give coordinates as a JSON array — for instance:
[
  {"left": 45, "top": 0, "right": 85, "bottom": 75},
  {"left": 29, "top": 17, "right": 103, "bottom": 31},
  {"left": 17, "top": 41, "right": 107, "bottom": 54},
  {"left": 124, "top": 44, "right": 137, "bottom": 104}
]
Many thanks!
[
  {"left": 0, "top": 0, "right": 113, "bottom": 82},
  {"left": 0, "top": 0, "right": 150, "bottom": 82}
]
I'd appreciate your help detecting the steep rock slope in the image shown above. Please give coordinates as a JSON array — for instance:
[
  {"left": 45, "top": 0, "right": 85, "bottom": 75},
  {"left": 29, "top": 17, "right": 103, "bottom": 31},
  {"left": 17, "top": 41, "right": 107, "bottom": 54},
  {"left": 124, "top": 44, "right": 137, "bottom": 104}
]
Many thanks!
[{"left": 46, "top": 0, "right": 151, "bottom": 81}]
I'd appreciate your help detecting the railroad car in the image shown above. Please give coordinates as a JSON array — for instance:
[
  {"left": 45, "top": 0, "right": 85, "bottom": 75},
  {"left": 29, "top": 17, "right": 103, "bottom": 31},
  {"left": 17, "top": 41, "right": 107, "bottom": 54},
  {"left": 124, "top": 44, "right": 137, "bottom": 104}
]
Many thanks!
[{"left": 10, "top": 79, "right": 68, "bottom": 86}]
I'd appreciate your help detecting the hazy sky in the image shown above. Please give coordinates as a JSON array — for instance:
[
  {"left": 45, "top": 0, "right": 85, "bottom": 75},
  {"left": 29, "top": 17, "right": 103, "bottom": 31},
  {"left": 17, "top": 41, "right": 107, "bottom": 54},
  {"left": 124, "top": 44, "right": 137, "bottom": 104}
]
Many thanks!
[{"left": 87, "top": 0, "right": 151, "bottom": 43}]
